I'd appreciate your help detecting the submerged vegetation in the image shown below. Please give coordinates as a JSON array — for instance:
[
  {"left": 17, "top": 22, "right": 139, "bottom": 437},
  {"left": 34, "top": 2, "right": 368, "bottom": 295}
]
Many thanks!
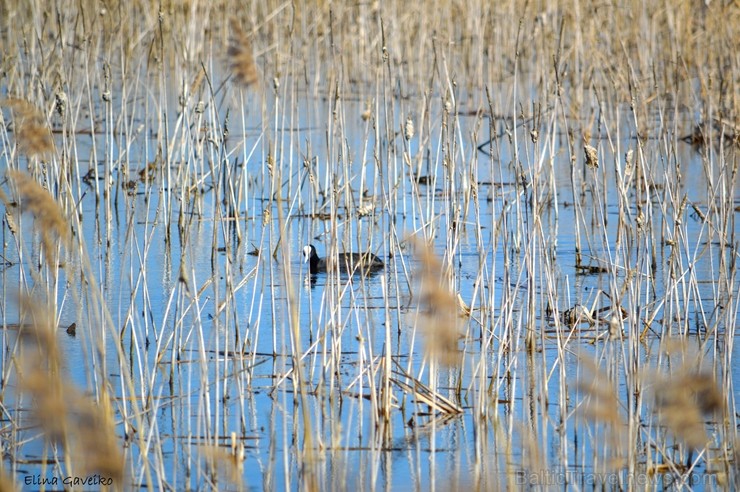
[{"left": 0, "top": 0, "right": 738, "bottom": 489}]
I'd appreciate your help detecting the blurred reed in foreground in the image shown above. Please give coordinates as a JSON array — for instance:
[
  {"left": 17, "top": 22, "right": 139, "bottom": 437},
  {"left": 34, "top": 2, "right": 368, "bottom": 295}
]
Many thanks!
[
  {"left": 15, "top": 294, "right": 124, "bottom": 487},
  {"left": 6, "top": 170, "right": 69, "bottom": 265},
  {"left": 2, "top": 99, "right": 53, "bottom": 157}
]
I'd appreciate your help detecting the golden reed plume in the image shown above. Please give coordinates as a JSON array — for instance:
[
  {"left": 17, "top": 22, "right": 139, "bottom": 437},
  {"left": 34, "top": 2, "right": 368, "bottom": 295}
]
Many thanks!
[
  {"left": 6, "top": 170, "right": 70, "bottom": 263},
  {"left": 228, "top": 19, "right": 260, "bottom": 88},
  {"left": 2, "top": 99, "right": 54, "bottom": 157},
  {"left": 412, "top": 237, "right": 463, "bottom": 367}
]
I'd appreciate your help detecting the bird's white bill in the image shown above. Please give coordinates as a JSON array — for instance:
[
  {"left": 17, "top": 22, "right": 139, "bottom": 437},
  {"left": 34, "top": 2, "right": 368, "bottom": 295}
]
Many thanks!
[{"left": 302, "top": 246, "right": 311, "bottom": 263}]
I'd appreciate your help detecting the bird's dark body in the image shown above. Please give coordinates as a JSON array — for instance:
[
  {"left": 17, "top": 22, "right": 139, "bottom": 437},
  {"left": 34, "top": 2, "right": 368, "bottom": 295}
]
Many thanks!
[{"left": 303, "top": 244, "right": 384, "bottom": 275}]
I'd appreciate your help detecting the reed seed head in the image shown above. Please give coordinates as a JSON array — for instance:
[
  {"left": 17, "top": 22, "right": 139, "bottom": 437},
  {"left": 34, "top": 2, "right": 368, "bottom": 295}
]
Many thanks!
[
  {"left": 412, "top": 237, "right": 462, "bottom": 367},
  {"left": 2, "top": 98, "right": 54, "bottom": 157},
  {"left": 7, "top": 170, "right": 70, "bottom": 263},
  {"left": 584, "top": 144, "right": 599, "bottom": 168},
  {"left": 404, "top": 116, "right": 415, "bottom": 141},
  {"left": 228, "top": 19, "right": 260, "bottom": 88},
  {"left": 650, "top": 370, "right": 724, "bottom": 449}
]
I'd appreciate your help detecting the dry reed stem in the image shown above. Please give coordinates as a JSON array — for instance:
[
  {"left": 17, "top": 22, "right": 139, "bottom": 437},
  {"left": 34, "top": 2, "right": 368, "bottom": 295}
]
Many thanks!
[
  {"left": 2, "top": 99, "right": 54, "bottom": 157},
  {"left": 228, "top": 19, "right": 260, "bottom": 88}
]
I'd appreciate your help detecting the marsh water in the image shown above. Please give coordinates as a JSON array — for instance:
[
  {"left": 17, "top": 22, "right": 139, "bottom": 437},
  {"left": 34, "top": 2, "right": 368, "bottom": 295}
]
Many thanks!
[
  {"left": 2, "top": 87, "right": 737, "bottom": 491},
  {"left": 1, "top": 4, "right": 739, "bottom": 490}
]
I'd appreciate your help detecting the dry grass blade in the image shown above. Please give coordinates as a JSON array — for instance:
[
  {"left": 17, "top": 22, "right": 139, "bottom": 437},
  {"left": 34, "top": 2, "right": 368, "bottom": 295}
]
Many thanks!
[
  {"left": 2, "top": 98, "right": 54, "bottom": 157},
  {"left": 228, "top": 19, "right": 259, "bottom": 88},
  {"left": 7, "top": 170, "right": 69, "bottom": 262}
]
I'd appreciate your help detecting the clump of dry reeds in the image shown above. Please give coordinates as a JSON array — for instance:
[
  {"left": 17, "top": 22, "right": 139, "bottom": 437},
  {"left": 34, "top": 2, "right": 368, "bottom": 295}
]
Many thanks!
[
  {"left": 6, "top": 170, "right": 69, "bottom": 264},
  {"left": 2, "top": 99, "right": 54, "bottom": 157},
  {"left": 15, "top": 294, "right": 124, "bottom": 485},
  {"left": 227, "top": 19, "right": 260, "bottom": 88}
]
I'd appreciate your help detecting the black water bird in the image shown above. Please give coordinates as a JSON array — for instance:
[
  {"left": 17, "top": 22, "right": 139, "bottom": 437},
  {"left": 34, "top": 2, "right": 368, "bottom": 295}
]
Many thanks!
[{"left": 302, "top": 244, "right": 384, "bottom": 275}]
